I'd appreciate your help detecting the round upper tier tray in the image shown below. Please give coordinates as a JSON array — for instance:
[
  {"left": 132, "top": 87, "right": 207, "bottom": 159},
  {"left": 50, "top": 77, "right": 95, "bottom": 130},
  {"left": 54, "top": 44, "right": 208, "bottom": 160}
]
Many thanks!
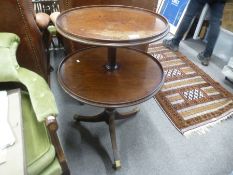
[{"left": 56, "top": 5, "right": 169, "bottom": 47}]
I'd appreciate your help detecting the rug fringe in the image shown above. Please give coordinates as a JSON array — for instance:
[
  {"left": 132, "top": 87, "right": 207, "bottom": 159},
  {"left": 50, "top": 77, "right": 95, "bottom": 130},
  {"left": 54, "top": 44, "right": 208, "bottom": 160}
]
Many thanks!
[{"left": 184, "top": 113, "right": 233, "bottom": 137}]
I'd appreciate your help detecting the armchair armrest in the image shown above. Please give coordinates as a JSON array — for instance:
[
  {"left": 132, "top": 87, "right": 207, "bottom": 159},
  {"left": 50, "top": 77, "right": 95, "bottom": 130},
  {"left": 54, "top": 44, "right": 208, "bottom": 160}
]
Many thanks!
[
  {"left": 18, "top": 68, "right": 58, "bottom": 122},
  {"left": 19, "top": 69, "right": 69, "bottom": 173},
  {"left": 35, "top": 12, "right": 50, "bottom": 30},
  {"left": 0, "top": 33, "right": 58, "bottom": 122}
]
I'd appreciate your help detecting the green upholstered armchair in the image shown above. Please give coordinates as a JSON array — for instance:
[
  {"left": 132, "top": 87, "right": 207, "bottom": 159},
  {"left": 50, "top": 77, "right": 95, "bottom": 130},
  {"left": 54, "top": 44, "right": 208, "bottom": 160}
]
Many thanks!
[{"left": 0, "top": 33, "right": 69, "bottom": 175}]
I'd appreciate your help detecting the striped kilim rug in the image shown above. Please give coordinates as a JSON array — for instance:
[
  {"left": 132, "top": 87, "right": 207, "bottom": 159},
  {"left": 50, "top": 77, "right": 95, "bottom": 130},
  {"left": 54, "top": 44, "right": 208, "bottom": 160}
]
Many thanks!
[{"left": 148, "top": 43, "right": 233, "bottom": 135}]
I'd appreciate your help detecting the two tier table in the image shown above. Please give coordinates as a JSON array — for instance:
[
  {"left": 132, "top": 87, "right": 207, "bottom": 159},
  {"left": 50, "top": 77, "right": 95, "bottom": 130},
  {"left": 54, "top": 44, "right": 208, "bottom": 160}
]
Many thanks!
[{"left": 56, "top": 5, "right": 169, "bottom": 169}]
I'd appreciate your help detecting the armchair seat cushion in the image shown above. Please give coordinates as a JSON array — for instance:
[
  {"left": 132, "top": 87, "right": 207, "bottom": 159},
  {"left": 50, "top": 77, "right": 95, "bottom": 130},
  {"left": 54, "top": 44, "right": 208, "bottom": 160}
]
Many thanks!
[{"left": 22, "top": 92, "right": 62, "bottom": 175}]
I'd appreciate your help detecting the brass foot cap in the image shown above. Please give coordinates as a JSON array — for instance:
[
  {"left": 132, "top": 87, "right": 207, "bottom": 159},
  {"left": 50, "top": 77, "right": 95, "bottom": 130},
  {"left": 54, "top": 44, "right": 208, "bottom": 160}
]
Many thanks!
[{"left": 113, "top": 160, "right": 121, "bottom": 169}]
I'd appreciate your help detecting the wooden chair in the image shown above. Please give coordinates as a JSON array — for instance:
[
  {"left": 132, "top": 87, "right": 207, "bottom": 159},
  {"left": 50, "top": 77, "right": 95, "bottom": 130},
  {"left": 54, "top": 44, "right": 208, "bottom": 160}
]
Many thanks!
[{"left": 32, "top": 0, "right": 62, "bottom": 49}]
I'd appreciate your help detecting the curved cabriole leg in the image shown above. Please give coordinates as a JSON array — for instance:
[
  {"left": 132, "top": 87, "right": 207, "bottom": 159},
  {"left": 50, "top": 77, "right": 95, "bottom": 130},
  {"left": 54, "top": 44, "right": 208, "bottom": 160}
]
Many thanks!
[
  {"left": 73, "top": 107, "right": 139, "bottom": 169},
  {"left": 115, "top": 107, "right": 140, "bottom": 120},
  {"left": 73, "top": 111, "right": 107, "bottom": 122}
]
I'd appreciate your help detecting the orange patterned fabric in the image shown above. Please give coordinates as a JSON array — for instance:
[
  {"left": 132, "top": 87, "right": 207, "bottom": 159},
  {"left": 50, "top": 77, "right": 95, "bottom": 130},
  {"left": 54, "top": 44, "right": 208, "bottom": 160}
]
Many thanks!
[{"left": 148, "top": 44, "right": 233, "bottom": 134}]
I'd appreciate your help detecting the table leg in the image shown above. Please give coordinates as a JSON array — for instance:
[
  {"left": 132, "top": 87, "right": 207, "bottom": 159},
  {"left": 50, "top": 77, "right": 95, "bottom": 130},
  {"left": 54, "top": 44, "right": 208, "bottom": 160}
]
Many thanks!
[{"left": 106, "top": 108, "right": 121, "bottom": 169}]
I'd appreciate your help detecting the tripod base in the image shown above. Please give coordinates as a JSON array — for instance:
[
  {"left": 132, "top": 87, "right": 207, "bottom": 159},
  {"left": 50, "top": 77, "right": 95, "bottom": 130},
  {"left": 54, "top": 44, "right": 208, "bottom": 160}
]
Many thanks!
[{"left": 73, "top": 107, "right": 139, "bottom": 169}]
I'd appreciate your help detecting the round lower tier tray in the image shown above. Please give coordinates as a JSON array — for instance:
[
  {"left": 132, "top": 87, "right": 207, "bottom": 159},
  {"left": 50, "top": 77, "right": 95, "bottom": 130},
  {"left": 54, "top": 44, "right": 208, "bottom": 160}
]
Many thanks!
[{"left": 58, "top": 47, "right": 164, "bottom": 108}]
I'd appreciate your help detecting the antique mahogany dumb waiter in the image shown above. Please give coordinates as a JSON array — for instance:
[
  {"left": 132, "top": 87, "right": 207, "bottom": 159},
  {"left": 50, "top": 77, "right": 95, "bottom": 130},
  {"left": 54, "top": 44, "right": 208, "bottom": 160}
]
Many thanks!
[{"left": 56, "top": 5, "right": 169, "bottom": 169}]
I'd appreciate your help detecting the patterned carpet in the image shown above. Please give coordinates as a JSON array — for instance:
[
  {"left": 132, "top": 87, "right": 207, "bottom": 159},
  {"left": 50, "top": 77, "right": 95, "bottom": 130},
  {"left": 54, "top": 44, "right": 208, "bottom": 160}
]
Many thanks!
[{"left": 148, "top": 43, "right": 233, "bottom": 135}]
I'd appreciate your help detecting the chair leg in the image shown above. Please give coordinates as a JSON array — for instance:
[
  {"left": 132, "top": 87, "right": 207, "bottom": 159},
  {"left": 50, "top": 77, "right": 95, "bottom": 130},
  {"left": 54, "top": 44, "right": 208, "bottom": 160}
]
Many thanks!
[{"left": 46, "top": 117, "right": 70, "bottom": 174}]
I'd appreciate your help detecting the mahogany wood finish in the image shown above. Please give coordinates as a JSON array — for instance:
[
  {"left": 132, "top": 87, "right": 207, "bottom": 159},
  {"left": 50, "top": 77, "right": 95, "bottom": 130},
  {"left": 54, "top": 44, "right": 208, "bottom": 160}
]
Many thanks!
[
  {"left": 58, "top": 0, "right": 159, "bottom": 54},
  {"left": 73, "top": 107, "right": 139, "bottom": 123},
  {"left": 59, "top": 0, "right": 158, "bottom": 11},
  {"left": 0, "top": 0, "right": 49, "bottom": 80},
  {"left": 56, "top": 5, "right": 168, "bottom": 168},
  {"left": 56, "top": 6, "right": 168, "bottom": 47},
  {"left": 58, "top": 47, "right": 164, "bottom": 107},
  {"left": 73, "top": 107, "right": 139, "bottom": 169}
]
